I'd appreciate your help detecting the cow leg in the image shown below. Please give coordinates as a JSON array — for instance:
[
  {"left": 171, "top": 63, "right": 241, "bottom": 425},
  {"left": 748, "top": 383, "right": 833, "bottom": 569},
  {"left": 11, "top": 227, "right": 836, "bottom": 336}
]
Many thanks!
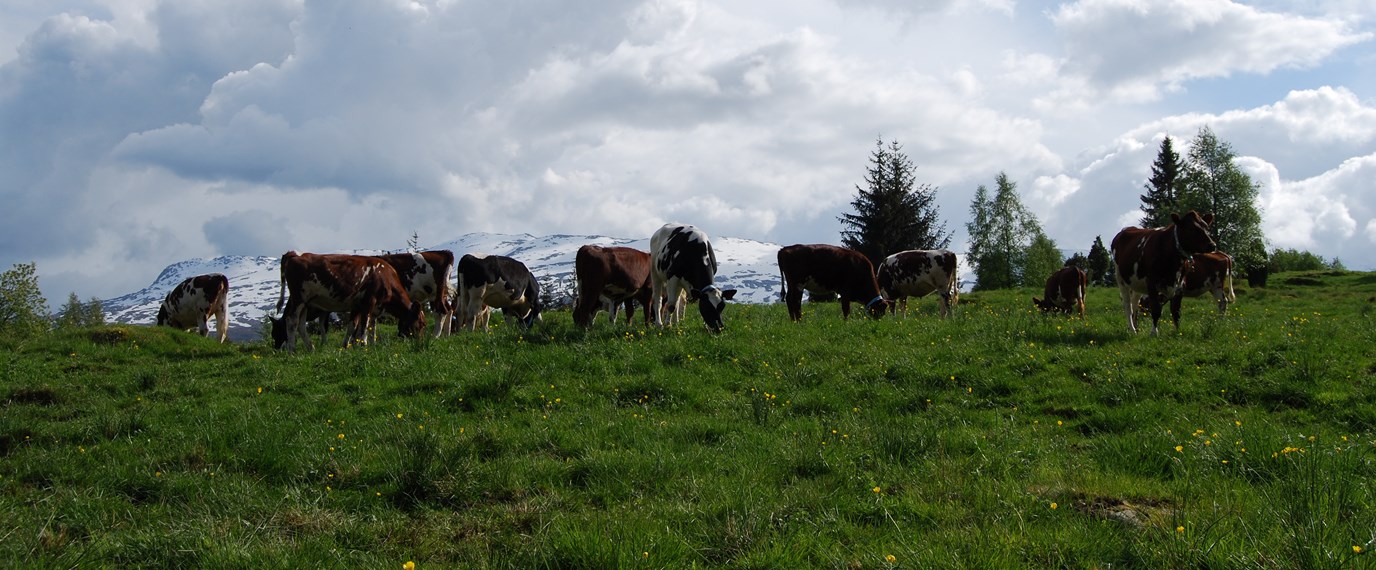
[
  {"left": 1170, "top": 295, "right": 1183, "bottom": 330},
  {"left": 840, "top": 298, "right": 852, "bottom": 319},
  {"left": 899, "top": 297, "right": 909, "bottom": 317},
  {"left": 214, "top": 302, "right": 228, "bottom": 343},
  {"left": 784, "top": 284, "right": 804, "bottom": 321},
  {"left": 1118, "top": 284, "right": 1139, "bottom": 333},
  {"left": 651, "top": 282, "right": 666, "bottom": 327},
  {"left": 1146, "top": 292, "right": 1164, "bottom": 336},
  {"left": 938, "top": 294, "right": 950, "bottom": 319},
  {"left": 198, "top": 316, "right": 211, "bottom": 338}
]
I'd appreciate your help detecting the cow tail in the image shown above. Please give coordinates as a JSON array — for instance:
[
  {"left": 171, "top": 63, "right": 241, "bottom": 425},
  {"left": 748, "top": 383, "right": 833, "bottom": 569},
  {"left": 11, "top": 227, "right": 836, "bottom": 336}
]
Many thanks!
[
  {"left": 778, "top": 264, "right": 787, "bottom": 303},
  {"left": 1223, "top": 267, "right": 1236, "bottom": 303},
  {"left": 276, "top": 259, "right": 288, "bottom": 315}
]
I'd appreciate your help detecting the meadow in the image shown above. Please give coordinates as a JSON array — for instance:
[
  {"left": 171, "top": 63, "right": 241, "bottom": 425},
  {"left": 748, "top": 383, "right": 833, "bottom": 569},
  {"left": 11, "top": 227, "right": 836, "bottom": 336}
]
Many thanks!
[{"left": 2, "top": 270, "right": 1375, "bottom": 569}]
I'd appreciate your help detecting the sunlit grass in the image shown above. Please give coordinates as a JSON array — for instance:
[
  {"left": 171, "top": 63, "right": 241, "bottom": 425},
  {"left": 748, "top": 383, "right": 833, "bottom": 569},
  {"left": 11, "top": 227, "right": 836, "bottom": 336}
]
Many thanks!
[{"left": 1, "top": 270, "right": 1374, "bottom": 567}]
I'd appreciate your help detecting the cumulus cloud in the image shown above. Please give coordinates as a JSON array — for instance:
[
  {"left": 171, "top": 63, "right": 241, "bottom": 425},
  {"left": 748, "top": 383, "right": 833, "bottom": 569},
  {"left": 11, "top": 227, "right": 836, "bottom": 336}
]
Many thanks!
[
  {"left": 1049, "top": 0, "right": 1372, "bottom": 102},
  {"left": 2, "top": 0, "right": 1374, "bottom": 301}
]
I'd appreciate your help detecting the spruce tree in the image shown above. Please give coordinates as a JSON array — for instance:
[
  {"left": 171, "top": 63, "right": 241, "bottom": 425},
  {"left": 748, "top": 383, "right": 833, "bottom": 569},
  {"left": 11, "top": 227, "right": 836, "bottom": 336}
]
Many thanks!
[
  {"left": 1140, "top": 136, "right": 1183, "bottom": 228},
  {"left": 839, "top": 138, "right": 952, "bottom": 266},
  {"left": 1086, "top": 236, "right": 1113, "bottom": 286}
]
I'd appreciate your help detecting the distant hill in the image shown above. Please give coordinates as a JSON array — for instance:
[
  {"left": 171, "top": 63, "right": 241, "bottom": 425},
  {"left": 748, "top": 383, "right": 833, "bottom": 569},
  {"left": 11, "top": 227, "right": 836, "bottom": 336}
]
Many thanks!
[{"left": 102, "top": 232, "right": 785, "bottom": 341}]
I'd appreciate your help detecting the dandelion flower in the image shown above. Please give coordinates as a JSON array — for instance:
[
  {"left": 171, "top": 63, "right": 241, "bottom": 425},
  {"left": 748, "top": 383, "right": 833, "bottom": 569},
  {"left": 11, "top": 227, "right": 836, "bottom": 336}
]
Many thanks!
[
  {"left": 1354, "top": 546, "right": 1363, "bottom": 554},
  {"left": 1175, "top": 446, "right": 1183, "bottom": 453},
  {"left": 337, "top": 433, "right": 345, "bottom": 440},
  {"left": 404, "top": 562, "right": 416, "bottom": 570},
  {"left": 873, "top": 486, "right": 882, "bottom": 494},
  {"left": 885, "top": 554, "right": 897, "bottom": 563},
  {"left": 1050, "top": 502, "right": 1058, "bottom": 510},
  {"left": 1176, "top": 526, "right": 1184, "bottom": 533}
]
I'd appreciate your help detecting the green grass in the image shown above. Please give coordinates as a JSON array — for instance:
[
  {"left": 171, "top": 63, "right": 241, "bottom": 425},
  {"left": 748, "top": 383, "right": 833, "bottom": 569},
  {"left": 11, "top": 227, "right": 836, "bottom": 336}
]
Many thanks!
[{"left": 4, "top": 269, "right": 1376, "bottom": 568}]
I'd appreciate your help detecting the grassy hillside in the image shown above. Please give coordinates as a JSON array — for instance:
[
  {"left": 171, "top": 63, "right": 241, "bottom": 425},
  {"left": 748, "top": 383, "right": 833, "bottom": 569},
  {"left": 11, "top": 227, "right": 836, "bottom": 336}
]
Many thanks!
[{"left": 3, "top": 270, "right": 1375, "bottom": 568}]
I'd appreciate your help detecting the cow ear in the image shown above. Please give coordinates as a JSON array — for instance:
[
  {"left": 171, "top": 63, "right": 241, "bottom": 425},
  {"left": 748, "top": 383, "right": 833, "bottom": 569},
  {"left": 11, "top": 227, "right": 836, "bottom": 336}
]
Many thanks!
[
  {"left": 721, "top": 289, "right": 737, "bottom": 300},
  {"left": 1031, "top": 297, "right": 1040, "bottom": 305},
  {"left": 1171, "top": 212, "right": 1181, "bottom": 224},
  {"left": 1202, "top": 212, "right": 1214, "bottom": 225}
]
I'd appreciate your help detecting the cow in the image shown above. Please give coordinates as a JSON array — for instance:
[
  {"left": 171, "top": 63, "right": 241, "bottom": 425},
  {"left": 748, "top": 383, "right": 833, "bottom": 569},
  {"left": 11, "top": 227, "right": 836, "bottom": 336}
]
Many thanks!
[
  {"left": 156, "top": 273, "right": 229, "bottom": 342},
  {"left": 1174, "top": 251, "right": 1236, "bottom": 316},
  {"left": 776, "top": 244, "right": 887, "bottom": 321},
  {"left": 268, "top": 307, "right": 332, "bottom": 350},
  {"left": 1032, "top": 266, "right": 1087, "bottom": 317},
  {"left": 276, "top": 252, "right": 426, "bottom": 351},
  {"left": 372, "top": 250, "right": 456, "bottom": 337},
  {"left": 1111, "top": 210, "right": 1217, "bottom": 334},
  {"left": 573, "top": 245, "right": 653, "bottom": 328},
  {"left": 454, "top": 254, "right": 542, "bottom": 331},
  {"left": 875, "top": 249, "right": 959, "bottom": 318},
  {"left": 650, "top": 223, "right": 737, "bottom": 332}
]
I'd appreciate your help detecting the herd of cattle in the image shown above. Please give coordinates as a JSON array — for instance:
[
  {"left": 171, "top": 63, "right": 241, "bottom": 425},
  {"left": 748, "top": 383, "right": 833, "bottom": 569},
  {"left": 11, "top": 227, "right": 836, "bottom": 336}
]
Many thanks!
[{"left": 155, "top": 214, "right": 1237, "bottom": 348}]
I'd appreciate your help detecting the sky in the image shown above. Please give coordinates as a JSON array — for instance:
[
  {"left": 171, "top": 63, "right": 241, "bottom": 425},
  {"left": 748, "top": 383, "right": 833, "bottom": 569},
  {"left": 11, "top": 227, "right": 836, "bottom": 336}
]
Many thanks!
[{"left": 3, "top": 0, "right": 1375, "bottom": 302}]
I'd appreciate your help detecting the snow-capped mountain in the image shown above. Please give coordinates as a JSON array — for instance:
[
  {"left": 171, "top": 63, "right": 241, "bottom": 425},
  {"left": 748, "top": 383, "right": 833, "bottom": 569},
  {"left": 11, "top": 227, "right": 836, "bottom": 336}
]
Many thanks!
[{"left": 102, "top": 232, "right": 785, "bottom": 341}]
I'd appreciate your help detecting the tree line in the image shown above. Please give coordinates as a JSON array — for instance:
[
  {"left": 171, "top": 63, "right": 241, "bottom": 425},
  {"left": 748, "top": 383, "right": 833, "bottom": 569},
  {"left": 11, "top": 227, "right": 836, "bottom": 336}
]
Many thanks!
[{"left": 838, "top": 127, "right": 1301, "bottom": 291}]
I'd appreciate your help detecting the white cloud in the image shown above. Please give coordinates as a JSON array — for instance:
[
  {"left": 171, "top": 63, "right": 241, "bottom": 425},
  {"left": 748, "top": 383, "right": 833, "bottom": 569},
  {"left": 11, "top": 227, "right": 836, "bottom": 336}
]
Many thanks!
[
  {"left": 1049, "top": 0, "right": 1372, "bottom": 103},
  {"left": 2, "top": 0, "right": 1375, "bottom": 301}
]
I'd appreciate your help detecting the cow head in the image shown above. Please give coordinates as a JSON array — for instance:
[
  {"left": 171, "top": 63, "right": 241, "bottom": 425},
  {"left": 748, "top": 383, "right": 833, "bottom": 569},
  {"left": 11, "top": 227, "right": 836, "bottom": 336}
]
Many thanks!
[
  {"left": 268, "top": 314, "right": 288, "bottom": 349},
  {"left": 397, "top": 302, "right": 427, "bottom": 338},
  {"left": 1171, "top": 211, "right": 1217, "bottom": 257},
  {"left": 155, "top": 305, "right": 170, "bottom": 327},
  {"left": 695, "top": 286, "right": 737, "bottom": 333},
  {"left": 864, "top": 296, "right": 889, "bottom": 319},
  {"left": 1032, "top": 296, "right": 1062, "bottom": 314}
]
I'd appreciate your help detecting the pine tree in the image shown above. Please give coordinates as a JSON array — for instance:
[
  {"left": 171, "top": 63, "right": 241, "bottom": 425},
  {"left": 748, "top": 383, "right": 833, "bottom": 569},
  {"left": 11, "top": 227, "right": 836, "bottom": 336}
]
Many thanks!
[
  {"left": 966, "top": 173, "right": 1043, "bottom": 290},
  {"left": 57, "top": 292, "right": 84, "bottom": 329},
  {"left": 1140, "top": 136, "right": 1183, "bottom": 228},
  {"left": 1086, "top": 236, "right": 1113, "bottom": 286},
  {"left": 839, "top": 138, "right": 952, "bottom": 266},
  {"left": 1180, "top": 126, "right": 1267, "bottom": 272},
  {"left": 84, "top": 296, "right": 105, "bottom": 327}
]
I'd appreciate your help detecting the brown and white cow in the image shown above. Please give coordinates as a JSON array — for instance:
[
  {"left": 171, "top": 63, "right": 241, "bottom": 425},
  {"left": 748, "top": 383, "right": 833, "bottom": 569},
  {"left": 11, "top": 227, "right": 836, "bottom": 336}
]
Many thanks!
[
  {"left": 157, "top": 273, "right": 229, "bottom": 342},
  {"left": 1111, "top": 211, "right": 1217, "bottom": 334},
  {"left": 1032, "top": 266, "right": 1087, "bottom": 317},
  {"left": 573, "top": 245, "right": 653, "bottom": 328},
  {"left": 276, "top": 252, "right": 426, "bottom": 351},
  {"left": 372, "top": 250, "right": 455, "bottom": 337},
  {"left": 650, "top": 223, "right": 737, "bottom": 332},
  {"left": 876, "top": 249, "right": 959, "bottom": 318},
  {"left": 455, "top": 254, "right": 542, "bottom": 331},
  {"left": 1161, "top": 251, "right": 1237, "bottom": 325},
  {"left": 777, "top": 244, "right": 887, "bottom": 321}
]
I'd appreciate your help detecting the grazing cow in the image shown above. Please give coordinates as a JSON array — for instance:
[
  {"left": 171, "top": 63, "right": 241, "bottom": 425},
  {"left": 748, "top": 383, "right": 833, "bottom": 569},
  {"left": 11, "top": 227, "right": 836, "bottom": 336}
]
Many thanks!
[
  {"left": 876, "top": 249, "right": 959, "bottom": 318},
  {"left": 268, "top": 307, "right": 332, "bottom": 350},
  {"left": 276, "top": 252, "right": 426, "bottom": 351},
  {"left": 157, "top": 273, "right": 230, "bottom": 342},
  {"left": 573, "top": 245, "right": 653, "bottom": 328},
  {"left": 1111, "top": 211, "right": 1217, "bottom": 334},
  {"left": 373, "top": 250, "right": 456, "bottom": 337},
  {"left": 455, "top": 254, "right": 542, "bottom": 331},
  {"left": 650, "top": 223, "right": 737, "bottom": 332},
  {"left": 777, "top": 244, "right": 887, "bottom": 321},
  {"left": 1033, "top": 266, "right": 1087, "bottom": 317}
]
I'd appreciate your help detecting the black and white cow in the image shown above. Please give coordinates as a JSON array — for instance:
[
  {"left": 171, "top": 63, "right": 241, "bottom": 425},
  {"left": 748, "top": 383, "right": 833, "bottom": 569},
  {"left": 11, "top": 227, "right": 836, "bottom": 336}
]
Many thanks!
[
  {"left": 650, "top": 223, "right": 737, "bottom": 332},
  {"left": 455, "top": 254, "right": 542, "bottom": 331},
  {"left": 876, "top": 249, "right": 959, "bottom": 318},
  {"left": 157, "top": 273, "right": 230, "bottom": 342}
]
